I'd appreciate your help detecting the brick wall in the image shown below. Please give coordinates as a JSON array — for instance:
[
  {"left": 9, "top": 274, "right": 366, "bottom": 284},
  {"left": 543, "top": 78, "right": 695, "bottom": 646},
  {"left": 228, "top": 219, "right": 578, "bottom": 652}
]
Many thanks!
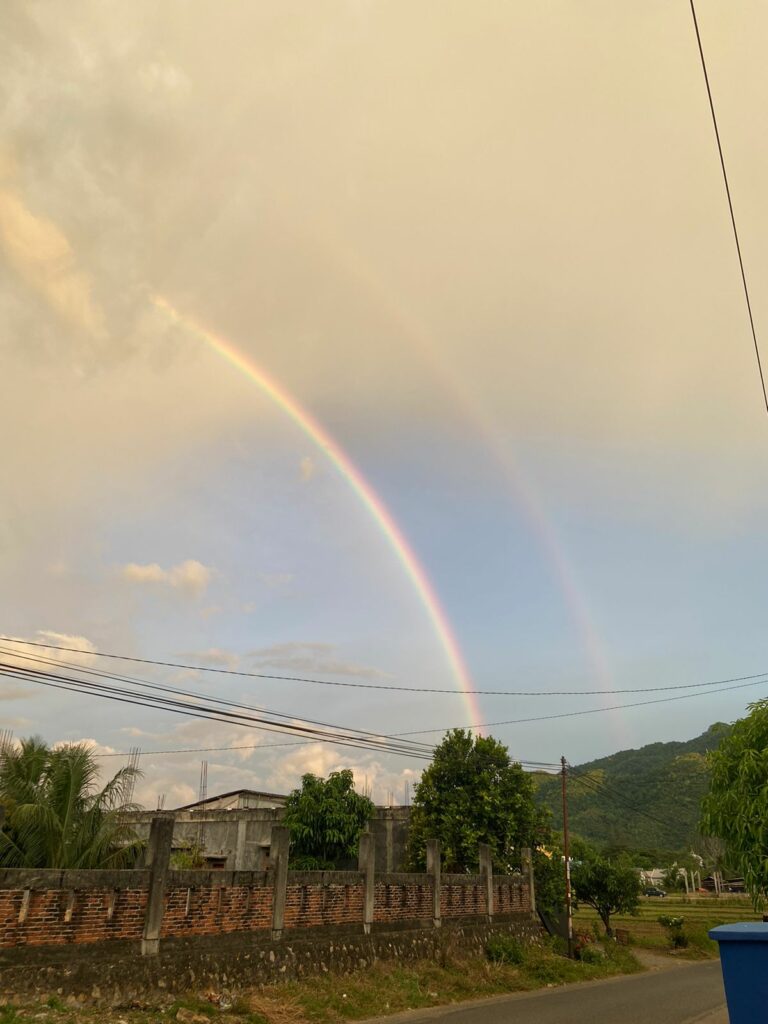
[{"left": 0, "top": 866, "right": 531, "bottom": 949}]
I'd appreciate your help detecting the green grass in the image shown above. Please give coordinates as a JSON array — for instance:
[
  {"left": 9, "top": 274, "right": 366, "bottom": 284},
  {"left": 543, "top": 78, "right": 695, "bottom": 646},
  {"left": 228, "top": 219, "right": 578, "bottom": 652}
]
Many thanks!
[
  {"left": 271, "top": 942, "right": 642, "bottom": 1022},
  {"left": 573, "top": 894, "right": 757, "bottom": 954}
]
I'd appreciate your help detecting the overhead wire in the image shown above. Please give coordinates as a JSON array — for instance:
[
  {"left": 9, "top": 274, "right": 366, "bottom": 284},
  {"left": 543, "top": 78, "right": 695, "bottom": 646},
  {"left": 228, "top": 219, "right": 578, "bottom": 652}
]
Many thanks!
[
  {"left": 2, "top": 636, "right": 766, "bottom": 698},
  {"left": 0, "top": 663, "right": 436, "bottom": 761},
  {"left": 396, "top": 674, "right": 768, "bottom": 734},
  {"left": 688, "top": 0, "right": 768, "bottom": 413}
]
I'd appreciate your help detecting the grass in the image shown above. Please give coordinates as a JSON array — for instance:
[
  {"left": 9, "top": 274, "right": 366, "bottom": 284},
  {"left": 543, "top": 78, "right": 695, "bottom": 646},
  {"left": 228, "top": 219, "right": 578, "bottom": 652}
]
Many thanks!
[
  {"left": 573, "top": 893, "right": 758, "bottom": 956},
  {"left": 266, "top": 940, "right": 642, "bottom": 1022},
  {"left": 0, "top": 939, "right": 643, "bottom": 1024}
]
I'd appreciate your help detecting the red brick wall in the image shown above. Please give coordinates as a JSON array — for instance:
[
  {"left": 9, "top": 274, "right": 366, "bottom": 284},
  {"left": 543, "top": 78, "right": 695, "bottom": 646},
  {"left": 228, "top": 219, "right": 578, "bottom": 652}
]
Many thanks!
[
  {"left": 0, "top": 888, "right": 147, "bottom": 947},
  {"left": 161, "top": 884, "right": 273, "bottom": 938},
  {"left": 440, "top": 883, "right": 487, "bottom": 918},
  {"left": 373, "top": 881, "right": 433, "bottom": 923},
  {"left": 0, "top": 873, "right": 529, "bottom": 948},
  {"left": 284, "top": 883, "right": 364, "bottom": 929}
]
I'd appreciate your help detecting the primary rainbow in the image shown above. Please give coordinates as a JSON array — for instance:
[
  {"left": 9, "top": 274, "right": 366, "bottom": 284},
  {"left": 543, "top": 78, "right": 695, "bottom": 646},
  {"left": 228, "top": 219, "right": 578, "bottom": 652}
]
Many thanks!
[{"left": 153, "top": 295, "right": 482, "bottom": 732}]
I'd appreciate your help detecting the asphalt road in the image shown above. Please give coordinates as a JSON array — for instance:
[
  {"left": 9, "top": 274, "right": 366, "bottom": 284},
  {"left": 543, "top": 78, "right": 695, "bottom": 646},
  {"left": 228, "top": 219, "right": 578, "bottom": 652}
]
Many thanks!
[{"left": 365, "top": 961, "right": 726, "bottom": 1024}]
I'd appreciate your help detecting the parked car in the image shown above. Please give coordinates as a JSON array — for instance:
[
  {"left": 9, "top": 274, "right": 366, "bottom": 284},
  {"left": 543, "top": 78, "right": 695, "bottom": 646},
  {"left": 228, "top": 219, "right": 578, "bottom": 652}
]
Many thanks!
[{"left": 643, "top": 886, "right": 667, "bottom": 897}]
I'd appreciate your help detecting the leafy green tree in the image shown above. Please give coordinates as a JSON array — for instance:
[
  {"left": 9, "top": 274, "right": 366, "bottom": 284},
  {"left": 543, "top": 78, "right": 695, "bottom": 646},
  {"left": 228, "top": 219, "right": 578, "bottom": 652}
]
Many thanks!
[
  {"left": 533, "top": 846, "right": 566, "bottom": 918},
  {"left": 701, "top": 699, "right": 768, "bottom": 906},
  {"left": 408, "top": 729, "right": 545, "bottom": 872},
  {"left": 0, "top": 737, "right": 142, "bottom": 869},
  {"left": 283, "top": 769, "right": 374, "bottom": 869},
  {"left": 571, "top": 844, "right": 640, "bottom": 937}
]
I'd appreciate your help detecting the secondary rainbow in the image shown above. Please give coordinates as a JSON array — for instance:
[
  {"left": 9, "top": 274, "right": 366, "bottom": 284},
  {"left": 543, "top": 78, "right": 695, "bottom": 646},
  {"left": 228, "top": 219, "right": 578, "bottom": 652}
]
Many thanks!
[{"left": 153, "top": 295, "right": 482, "bottom": 732}]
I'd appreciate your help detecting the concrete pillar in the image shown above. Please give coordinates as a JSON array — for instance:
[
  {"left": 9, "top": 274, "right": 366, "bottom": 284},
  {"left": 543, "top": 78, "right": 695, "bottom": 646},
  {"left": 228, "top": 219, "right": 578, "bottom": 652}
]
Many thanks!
[
  {"left": 235, "top": 818, "right": 248, "bottom": 870},
  {"left": 521, "top": 847, "right": 536, "bottom": 919},
  {"left": 358, "top": 832, "right": 375, "bottom": 934},
  {"left": 141, "top": 815, "right": 174, "bottom": 956},
  {"left": 479, "top": 843, "right": 493, "bottom": 921},
  {"left": 385, "top": 814, "right": 394, "bottom": 872},
  {"left": 426, "top": 839, "right": 441, "bottom": 928},
  {"left": 270, "top": 826, "right": 290, "bottom": 940}
]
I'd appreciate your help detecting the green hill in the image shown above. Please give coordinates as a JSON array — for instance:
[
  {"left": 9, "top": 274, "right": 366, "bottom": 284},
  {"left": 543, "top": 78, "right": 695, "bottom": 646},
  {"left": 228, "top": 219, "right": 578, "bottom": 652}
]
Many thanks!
[{"left": 533, "top": 723, "right": 731, "bottom": 858}]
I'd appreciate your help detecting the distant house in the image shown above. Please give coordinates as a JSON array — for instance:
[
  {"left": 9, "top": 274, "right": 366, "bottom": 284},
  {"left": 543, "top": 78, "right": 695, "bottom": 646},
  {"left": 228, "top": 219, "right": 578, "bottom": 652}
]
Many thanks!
[
  {"left": 176, "top": 788, "right": 288, "bottom": 812},
  {"left": 128, "top": 789, "right": 410, "bottom": 872}
]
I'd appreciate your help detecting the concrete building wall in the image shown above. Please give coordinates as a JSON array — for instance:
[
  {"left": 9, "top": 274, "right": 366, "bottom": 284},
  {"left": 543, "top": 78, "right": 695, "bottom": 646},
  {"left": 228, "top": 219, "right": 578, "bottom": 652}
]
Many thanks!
[{"left": 127, "top": 806, "right": 411, "bottom": 871}]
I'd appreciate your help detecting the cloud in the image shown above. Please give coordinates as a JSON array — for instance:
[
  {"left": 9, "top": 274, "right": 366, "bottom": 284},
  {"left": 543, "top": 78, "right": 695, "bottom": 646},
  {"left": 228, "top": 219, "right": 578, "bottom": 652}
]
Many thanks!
[
  {"left": 1, "top": 630, "right": 97, "bottom": 671},
  {"left": 0, "top": 684, "right": 34, "bottom": 702},
  {"left": 0, "top": 183, "right": 106, "bottom": 344},
  {"left": 249, "top": 642, "right": 390, "bottom": 679},
  {"left": 120, "top": 559, "right": 213, "bottom": 596},
  {"left": 181, "top": 647, "right": 239, "bottom": 669},
  {"left": 299, "top": 456, "right": 317, "bottom": 482}
]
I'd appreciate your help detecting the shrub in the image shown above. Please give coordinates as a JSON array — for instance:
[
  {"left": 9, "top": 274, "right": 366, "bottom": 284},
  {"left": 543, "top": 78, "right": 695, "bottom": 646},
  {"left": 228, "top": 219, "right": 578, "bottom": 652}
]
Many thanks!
[
  {"left": 485, "top": 935, "right": 527, "bottom": 965},
  {"left": 658, "top": 915, "right": 689, "bottom": 949},
  {"left": 579, "top": 944, "right": 607, "bottom": 964}
]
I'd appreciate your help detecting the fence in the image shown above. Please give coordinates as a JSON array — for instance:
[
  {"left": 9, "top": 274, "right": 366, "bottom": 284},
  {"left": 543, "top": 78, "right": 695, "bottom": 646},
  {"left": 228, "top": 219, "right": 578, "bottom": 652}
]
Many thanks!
[{"left": 0, "top": 819, "right": 535, "bottom": 955}]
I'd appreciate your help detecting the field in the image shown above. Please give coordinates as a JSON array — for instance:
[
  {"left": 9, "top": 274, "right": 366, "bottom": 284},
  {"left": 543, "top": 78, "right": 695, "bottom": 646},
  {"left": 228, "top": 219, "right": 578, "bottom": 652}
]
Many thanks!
[{"left": 573, "top": 894, "right": 760, "bottom": 950}]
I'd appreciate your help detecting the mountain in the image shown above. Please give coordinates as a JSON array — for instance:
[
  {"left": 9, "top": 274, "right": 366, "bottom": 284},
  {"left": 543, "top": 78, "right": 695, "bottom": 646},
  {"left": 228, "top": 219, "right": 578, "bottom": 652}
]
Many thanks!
[{"left": 533, "top": 723, "right": 731, "bottom": 858}]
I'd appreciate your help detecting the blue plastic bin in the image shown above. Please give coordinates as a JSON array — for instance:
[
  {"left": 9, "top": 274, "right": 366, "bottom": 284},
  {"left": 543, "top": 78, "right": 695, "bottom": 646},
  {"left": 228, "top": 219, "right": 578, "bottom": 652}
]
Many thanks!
[{"left": 709, "top": 922, "right": 768, "bottom": 1022}]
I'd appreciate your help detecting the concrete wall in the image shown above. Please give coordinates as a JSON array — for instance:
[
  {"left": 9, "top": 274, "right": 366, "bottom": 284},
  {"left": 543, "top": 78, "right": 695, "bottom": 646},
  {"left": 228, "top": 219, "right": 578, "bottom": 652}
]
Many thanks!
[
  {"left": 128, "top": 805, "right": 412, "bottom": 871},
  {"left": 0, "top": 866, "right": 531, "bottom": 948},
  {"left": 0, "top": 919, "right": 543, "bottom": 1006},
  {"left": 0, "top": 823, "right": 537, "bottom": 1006}
]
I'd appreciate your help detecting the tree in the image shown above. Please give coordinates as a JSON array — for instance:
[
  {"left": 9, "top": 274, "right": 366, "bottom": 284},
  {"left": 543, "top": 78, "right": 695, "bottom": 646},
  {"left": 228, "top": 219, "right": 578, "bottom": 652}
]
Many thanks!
[
  {"left": 0, "top": 737, "right": 142, "bottom": 869},
  {"left": 701, "top": 699, "right": 768, "bottom": 906},
  {"left": 571, "top": 845, "right": 640, "bottom": 937},
  {"left": 408, "top": 729, "right": 545, "bottom": 872},
  {"left": 283, "top": 770, "right": 374, "bottom": 869}
]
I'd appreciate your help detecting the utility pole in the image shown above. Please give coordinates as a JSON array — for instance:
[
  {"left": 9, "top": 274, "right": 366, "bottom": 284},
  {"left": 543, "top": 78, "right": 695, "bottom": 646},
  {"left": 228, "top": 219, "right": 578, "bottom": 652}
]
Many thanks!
[{"left": 561, "top": 756, "right": 573, "bottom": 957}]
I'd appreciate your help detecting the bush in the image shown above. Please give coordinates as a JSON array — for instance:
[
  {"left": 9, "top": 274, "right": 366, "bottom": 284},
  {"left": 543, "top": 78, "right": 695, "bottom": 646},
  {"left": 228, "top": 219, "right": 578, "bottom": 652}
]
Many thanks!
[
  {"left": 658, "top": 915, "right": 689, "bottom": 949},
  {"left": 579, "top": 944, "right": 607, "bottom": 964},
  {"left": 485, "top": 935, "right": 526, "bottom": 965}
]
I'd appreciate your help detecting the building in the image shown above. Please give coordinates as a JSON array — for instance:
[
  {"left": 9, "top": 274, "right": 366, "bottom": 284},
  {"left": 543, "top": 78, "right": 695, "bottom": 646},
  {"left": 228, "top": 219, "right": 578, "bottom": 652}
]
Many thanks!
[{"left": 128, "top": 790, "right": 411, "bottom": 872}]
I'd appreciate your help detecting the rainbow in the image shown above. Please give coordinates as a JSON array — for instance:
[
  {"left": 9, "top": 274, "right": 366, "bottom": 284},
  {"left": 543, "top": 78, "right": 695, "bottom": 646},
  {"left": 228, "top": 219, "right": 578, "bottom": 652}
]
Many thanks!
[
  {"left": 274, "top": 217, "right": 624, "bottom": 737},
  {"left": 152, "top": 295, "right": 483, "bottom": 732}
]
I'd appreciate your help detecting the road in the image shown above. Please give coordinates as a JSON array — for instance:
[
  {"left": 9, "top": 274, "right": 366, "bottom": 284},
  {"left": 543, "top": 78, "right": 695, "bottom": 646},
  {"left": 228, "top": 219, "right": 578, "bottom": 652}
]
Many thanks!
[{"left": 365, "top": 961, "right": 726, "bottom": 1024}]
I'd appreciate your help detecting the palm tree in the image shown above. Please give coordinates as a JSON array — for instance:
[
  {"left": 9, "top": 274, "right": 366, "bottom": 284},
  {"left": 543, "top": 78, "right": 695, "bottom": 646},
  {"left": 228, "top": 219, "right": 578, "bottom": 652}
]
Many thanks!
[{"left": 0, "top": 737, "right": 143, "bottom": 868}]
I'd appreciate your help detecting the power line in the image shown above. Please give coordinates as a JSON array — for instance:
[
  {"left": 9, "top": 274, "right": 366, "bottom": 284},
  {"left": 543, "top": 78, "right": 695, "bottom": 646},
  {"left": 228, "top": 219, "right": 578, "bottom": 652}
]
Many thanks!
[
  {"left": 0, "top": 646, "right": 434, "bottom": 752},
  {"left": 94, "top": 741, "right": 310, "bottom": 758},
  {"left": 397, "top": 673, "right": 768, "bottom": 734},
  {"left": 688, "top": 0, "right": 768, "bottom": 414},
  {"left": 2, "top": 635, "right": 766, "bottom": 698},
  {"left": 0, "top": 663, "right": 436, "bottom": 761},
  {"left": 0, "top": 651, "right": 560, "bottom": 769}
]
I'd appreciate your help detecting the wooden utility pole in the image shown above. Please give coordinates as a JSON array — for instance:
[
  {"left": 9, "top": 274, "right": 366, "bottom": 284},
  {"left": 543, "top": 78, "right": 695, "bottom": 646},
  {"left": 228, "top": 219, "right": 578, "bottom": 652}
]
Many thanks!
[{"left": 561, "top": 756, "right": 573, "bottom": 957}]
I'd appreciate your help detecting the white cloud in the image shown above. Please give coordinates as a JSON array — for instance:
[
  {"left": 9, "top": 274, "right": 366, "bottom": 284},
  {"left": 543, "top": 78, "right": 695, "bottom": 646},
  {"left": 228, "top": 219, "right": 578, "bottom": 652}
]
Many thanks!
[
  {"left": 0, "top": 630, "right": 97, "bottom": 672},
  {"left": 181, "top": 647, "right": 239, "bottom": 669},
  {"left": 250, "top": 641, "right": 390, "bottom": 679},
  {"left": 120, "top": 559, "right": 213, "bottom": 596},
  {"left": 0, "top": 684, "right": 34, "bottom": 702},
  {"left": 0, "top": 183, "right": 106, "bottom": 344}
]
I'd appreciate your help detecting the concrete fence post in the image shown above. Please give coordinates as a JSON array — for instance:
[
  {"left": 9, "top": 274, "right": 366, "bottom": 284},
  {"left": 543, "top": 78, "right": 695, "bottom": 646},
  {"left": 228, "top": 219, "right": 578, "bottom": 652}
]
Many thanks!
[
  {"left": 358, "top": 832, "right": 375, "bottom": 934},
  {"left": 426, "top": 839, "right": 441, "bottom": 928},
  {"left": 521, "top": 847, "right": 536, "bottom": 920},
  {"left": 234, "top": 818, "right": 248, "bottom": 870},
  {"left": 270, "top": 826, "right": 290, "bottom": 940},
  {"left": 478, "top": 843, "right": 493, "bottom": 922},
  {"left": 141, "top": 815, "right": 174, "bottom": 956}
]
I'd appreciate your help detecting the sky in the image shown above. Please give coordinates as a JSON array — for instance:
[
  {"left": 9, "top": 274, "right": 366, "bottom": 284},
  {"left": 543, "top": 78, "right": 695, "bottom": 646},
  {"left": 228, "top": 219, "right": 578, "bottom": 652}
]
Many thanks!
[{"left": 2, "top": 0, "right": 768, "bottom": 809}]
